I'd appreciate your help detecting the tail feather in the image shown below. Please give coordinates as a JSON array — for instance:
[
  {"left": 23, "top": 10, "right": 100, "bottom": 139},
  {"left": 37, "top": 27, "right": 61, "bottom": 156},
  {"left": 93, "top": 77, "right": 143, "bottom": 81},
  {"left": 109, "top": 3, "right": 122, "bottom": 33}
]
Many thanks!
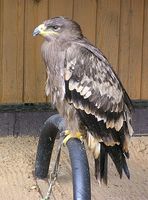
[
  {"left": 95, "top": 143, "right": 130, "bottom": 184},
  {"left": 95, "top": 144, "right": 108, "bottom": 184},
  {"left": 123, "top": 158, "right": 130, "bottom": 179},
  {"left": 107, "top": 145, "right": 124, "bottom": 178},
  {"left": 107, "top": 144, "right": 130, "bottom": 179}
]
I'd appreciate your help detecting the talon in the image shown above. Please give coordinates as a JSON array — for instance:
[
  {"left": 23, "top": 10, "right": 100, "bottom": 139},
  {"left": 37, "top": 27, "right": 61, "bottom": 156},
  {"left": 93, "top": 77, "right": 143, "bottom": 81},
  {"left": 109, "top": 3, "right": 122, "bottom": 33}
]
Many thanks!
[{"left": 63, "top": 130, "right": 83, "bottom": 145}]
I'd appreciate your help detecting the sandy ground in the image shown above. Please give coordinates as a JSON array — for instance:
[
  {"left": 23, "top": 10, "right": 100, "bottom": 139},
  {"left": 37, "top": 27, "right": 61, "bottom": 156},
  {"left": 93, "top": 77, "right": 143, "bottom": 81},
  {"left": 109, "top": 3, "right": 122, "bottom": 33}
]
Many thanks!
[{"left": 0, "top": 136, "right": 148, "bottom": 200}]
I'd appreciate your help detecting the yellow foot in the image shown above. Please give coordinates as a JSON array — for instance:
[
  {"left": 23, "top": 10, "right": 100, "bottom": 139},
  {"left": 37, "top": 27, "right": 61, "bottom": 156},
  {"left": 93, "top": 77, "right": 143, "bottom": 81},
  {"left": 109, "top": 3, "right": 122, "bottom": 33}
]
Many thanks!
[{"left": 63, "top": 130, "right": 83, "bottom": 145}]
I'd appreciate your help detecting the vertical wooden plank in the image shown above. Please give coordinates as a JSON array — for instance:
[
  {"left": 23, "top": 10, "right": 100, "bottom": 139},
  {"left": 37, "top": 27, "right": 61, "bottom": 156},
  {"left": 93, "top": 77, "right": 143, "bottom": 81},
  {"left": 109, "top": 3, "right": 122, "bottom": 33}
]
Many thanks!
[
  {"left": 73, "top": 0, "right": 97, "bottom": 44},
  {"left": 49, "top": 0, "right": 73, "bottom": 18},
  {"left": 119, "top": 0, "right": 144, "bottom": 99},
  {"left": 118, "top": 0, "right": 131, "bottom": 93},
  {"left": 127, "top": 0, "right": 144, "bottom": 99},
  {"left": 141, "top": 0, "right": 148, "bottom": 99},
  {"left": 96, "top": 0, "right": 120, "bottom": 72},
  {"left": 0, "top": 0, "right": 3, "bottom": 102},
  {"left": 0, "top": 0, "right": 24, "bottom": 103},
  {"left": 24, "top": 0, "right": 48, "bottom": 103}
]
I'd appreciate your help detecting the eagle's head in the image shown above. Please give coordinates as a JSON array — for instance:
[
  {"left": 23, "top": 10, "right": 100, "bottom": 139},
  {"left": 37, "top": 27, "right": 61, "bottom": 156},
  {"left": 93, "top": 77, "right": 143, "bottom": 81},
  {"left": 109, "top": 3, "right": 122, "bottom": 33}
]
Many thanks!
[{"left": 33, "top": 16, "right": 83, "bottom": 41}]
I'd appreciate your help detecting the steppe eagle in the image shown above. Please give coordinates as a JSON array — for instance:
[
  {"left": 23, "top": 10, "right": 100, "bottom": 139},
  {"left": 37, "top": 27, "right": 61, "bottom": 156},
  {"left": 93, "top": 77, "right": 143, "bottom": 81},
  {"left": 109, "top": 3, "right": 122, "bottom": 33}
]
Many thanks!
[{"left": 33, "top": 16, "right": 133, "bottom": 184}]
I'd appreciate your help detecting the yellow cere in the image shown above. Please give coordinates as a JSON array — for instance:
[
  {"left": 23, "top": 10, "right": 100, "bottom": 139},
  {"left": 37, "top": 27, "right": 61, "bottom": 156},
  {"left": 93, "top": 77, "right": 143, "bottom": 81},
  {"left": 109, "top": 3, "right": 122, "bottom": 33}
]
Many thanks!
[{"left": 37, "top": 23, "right": 59, "bottom": 37}]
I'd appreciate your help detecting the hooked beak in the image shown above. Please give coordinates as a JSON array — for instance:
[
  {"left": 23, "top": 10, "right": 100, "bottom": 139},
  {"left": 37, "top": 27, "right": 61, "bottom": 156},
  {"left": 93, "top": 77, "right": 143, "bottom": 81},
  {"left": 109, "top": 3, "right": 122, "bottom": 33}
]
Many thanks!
[
  {"left": 32, "top": 27, "right": 40, "bottom": 36},
  {"left": 32, "top": 24, "right": 46, "bottom": 36}
]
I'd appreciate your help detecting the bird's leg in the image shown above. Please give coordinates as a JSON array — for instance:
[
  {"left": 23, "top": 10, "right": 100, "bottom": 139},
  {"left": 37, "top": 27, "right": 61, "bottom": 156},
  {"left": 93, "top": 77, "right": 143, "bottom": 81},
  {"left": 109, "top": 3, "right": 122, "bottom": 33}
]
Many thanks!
[{"left": 63, "top": 130, "right": 83, "bottom": 145}]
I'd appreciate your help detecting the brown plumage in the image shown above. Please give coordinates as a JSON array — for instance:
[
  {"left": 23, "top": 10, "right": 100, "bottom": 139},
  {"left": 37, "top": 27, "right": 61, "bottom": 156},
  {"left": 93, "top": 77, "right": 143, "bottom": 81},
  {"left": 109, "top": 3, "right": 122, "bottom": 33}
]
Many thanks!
[{"left": 33, "top": 16, "right": 134, "bottom": 184}]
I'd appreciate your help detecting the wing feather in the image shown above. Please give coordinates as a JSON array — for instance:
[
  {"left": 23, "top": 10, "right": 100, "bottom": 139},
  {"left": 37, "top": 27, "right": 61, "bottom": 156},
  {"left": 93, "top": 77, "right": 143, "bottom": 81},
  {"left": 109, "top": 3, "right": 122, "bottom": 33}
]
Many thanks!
[{"left": 64, "top": 43, "right": 133, "bottom": 137}]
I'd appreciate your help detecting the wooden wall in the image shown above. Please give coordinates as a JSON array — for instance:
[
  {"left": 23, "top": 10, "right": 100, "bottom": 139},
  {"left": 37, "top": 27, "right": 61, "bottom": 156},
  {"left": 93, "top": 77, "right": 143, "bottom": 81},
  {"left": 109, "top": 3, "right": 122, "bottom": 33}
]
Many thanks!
[{"left": 0, "top": 0, "right": 148, "bottom": 104}]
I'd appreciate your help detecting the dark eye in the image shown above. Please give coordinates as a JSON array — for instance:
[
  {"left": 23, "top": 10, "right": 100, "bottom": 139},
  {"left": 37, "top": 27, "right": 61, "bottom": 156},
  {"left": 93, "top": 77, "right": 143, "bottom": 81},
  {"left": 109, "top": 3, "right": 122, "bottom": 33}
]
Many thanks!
[{"left": 51, "top": 25, "right": 60, "bottom": 31}]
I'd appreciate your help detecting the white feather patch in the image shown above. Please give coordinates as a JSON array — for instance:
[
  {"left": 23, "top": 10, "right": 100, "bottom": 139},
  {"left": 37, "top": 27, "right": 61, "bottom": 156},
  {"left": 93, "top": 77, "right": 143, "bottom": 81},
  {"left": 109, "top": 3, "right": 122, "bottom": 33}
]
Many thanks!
[
  {"left": 76, "top": 85, "right": 84, "bottom": 93},
  {"left": 96, "top": 115, "right": 103, "bottom": 122},
  {"left": 69, "top": 79, "right": 79, "bottom": 91},
  {"left": 126, "top": 115, "right": 134, "bottom": 136},
  {"left": 106, "top": 119, "right": 115, "bottom": 129},
  {"left": 84, "top": 105, "right": 91, "bottom": 114},
  {"left": 114, "top": 115, "right": 124, "bottom": 131},
  {"left": 80, "top": 86, "right": 90, "bottom": 96},
  {"left": 87, "top": 133, "right": 98, "bottom": 149},
  {"left": 94, "top": 143, "right": 101, "bottom": 159},
  {"left": 84, "top": 91, "right": 92, "bottom": 99},
  {"left": 65, "top": 69, "right": 72, "bottom": 80},
  {"left": 73, "top": 102, "right": 79, "bottom": 109},
  {"left": 65, "top": 58, "right": 76, "bottom": 81},
  {"left": 69, "top": 80, "right": 79, "bottom": 91},
  {"left": 87, "top": 132, "right": 101, "bottom": 159},
  {"left": 78, "top": 103, "right": 84, "bottom": 110}
]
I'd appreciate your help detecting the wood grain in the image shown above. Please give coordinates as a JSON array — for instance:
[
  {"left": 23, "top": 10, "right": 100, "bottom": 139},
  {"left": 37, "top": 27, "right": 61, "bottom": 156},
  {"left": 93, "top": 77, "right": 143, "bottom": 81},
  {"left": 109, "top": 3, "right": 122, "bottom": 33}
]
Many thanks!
[
  {"left": 73, "top": 0, "right": 97, "bottom": 44},
  {"left": 118, "top": 0, "right": 131, "bottom": 94},
  {"left": 127, "top": 0, "right": 144, "bottom": 99},
  {"left": 49, "top": 0, "right": 73, "bottom": 18},
  {"left": 96, "top": 0, "right": 120, "bottom": 72},
  {"left": 0, "top": 0, "right": 24, "bottom": 103},
  {"left": 23, "top": 0, "right": 48, "bottom": 103},
  {"left": 141, "top": 0, "right": 148, "bottom": 99},
  {"left": 0, "top": 0, "right": 147, "bottom": 103},
  {"left": 0, "top": 0, "right": 3, "bottom": 102}
]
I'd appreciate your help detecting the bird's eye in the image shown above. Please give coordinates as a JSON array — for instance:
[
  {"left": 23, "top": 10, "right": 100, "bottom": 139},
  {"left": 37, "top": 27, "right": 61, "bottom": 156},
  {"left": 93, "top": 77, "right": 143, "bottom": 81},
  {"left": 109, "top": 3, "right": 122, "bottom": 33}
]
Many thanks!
[{"left": 51, "top": 25, "right": 60, "bottom": 31}]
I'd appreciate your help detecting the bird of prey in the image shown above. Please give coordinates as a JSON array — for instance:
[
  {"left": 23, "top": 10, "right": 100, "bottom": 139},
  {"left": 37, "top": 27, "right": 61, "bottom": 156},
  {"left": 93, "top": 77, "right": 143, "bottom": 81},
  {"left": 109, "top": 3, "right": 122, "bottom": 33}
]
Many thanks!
[{"left": 33, "top": 16, "right": 133, "bottom": 184}]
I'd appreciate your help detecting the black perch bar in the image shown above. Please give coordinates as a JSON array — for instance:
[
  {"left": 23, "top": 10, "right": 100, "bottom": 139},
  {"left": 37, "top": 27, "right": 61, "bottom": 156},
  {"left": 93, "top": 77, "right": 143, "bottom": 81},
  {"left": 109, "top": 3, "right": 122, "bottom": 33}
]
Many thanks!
[{"left": 35, "top": 114, "right": 91, "bottom": 200}]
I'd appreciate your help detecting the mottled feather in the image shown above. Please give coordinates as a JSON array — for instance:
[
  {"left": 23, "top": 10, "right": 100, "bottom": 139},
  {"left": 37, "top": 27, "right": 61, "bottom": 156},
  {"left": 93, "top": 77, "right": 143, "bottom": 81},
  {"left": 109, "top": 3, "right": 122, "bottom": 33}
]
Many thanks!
[
  {"left": 36, "top": 16, "right": 134, "bottom": 182},
  {"left": 65, "top": 43, "right": 133, "bottom": 134}
]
